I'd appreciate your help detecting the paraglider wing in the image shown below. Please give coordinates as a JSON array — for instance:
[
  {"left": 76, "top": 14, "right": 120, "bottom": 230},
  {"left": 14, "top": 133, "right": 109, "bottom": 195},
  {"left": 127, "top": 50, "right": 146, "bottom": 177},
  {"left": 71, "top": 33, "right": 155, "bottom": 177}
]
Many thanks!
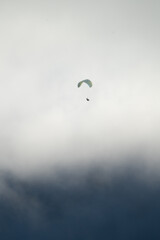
[{"left": 77, "top": 79, "right": 92, "bottom": 88}]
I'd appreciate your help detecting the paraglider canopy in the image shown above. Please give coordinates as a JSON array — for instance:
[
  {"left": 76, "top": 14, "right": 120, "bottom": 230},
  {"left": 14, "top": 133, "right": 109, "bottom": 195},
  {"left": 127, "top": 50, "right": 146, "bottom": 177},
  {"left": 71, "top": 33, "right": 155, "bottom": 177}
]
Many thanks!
[{"left": 77, "top": 79, "right": 92, "bottom": 88}]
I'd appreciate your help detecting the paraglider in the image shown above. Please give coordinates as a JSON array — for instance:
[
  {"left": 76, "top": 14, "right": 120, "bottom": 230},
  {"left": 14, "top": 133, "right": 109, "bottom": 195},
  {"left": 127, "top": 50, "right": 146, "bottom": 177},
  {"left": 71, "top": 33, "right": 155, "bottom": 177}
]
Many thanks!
[{"left": 77, "top": 79, "right": 92, "bottom": 101}]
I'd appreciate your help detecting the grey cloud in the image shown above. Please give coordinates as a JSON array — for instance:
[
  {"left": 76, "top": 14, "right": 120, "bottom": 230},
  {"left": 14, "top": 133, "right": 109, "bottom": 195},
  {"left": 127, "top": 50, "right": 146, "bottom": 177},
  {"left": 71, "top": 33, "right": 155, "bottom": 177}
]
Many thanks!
[{"left": 0, "top": 164, "right": 160, "bottom": 239}]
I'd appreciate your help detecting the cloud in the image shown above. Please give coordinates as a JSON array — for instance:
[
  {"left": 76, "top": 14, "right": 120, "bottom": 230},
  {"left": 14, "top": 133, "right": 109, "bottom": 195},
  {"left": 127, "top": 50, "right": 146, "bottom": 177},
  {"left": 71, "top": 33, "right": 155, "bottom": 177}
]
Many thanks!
[
  {"left": 0, "top": 0, "right": 160, "bottom": 174},
  {"left": 0, "top": 164, "right": 160, "bottom": 239}
]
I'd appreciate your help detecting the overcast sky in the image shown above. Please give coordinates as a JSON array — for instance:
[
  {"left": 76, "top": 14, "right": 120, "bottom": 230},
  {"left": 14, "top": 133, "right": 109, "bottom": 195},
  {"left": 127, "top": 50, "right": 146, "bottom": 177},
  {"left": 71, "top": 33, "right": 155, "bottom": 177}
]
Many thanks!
[
  {"left": 0, "top": 0, "right": 160, "bottom": 174},
  {"left": 1, "top": 1, "right": 160, "bottom": 239}
]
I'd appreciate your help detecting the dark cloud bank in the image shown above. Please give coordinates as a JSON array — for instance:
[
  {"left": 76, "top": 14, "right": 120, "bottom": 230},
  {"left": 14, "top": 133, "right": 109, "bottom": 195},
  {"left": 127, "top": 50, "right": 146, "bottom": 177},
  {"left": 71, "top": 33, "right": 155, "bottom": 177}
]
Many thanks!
[{"left": 0, "top": 163, "right": 160, "bottom": 240}]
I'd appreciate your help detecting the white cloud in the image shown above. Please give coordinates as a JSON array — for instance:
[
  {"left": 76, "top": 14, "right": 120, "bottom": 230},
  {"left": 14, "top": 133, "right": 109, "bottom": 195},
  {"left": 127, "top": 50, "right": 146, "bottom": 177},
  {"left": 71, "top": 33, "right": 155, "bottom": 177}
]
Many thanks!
[{"left": 0, "top": 0, "right": 160, "bottom": 174}]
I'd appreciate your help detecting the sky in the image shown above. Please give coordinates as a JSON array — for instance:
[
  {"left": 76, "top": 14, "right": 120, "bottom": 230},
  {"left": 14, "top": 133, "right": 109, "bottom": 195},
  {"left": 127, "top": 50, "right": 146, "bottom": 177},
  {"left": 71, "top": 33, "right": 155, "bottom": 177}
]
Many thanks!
[
  {"left": 0, "top": 0, "right": 160, "bottom": 174},
  {"left": 0, "top": 0, "right": 160, "bottom": 238}
]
